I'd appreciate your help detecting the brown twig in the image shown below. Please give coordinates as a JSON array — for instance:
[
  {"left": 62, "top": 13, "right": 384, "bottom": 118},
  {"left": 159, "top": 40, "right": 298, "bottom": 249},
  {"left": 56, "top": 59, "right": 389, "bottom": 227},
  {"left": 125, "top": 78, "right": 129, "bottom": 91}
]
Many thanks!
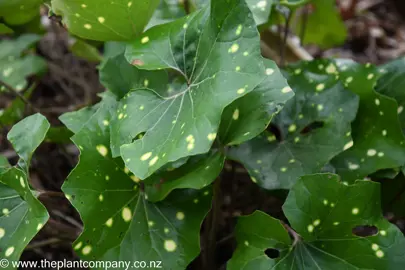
[
  {"left": 26, "top": 238, "right": 62, "bottom": 250},
  {"left": 0, "top": 79, "right": 39, "bottom": 113},
  {"left": 282, "top": 221, "right": 300, "bottom": 246},
  {"left": 203, "top": 177, "right": 222, "bottom": 269}
]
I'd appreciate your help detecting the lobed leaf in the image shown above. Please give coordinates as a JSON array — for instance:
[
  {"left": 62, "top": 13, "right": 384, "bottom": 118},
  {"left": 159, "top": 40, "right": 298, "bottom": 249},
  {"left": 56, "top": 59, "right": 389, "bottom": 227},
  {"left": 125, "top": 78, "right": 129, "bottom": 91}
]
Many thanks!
[
  {"left": 229, "top": 174, "right": 405, "bottom": 269},
  {"left": 228, "top": 60, "right": 358, "bottom": 189},
  {"left": 63, "top": 94, "right": 212, "bottom": 268},
  {"left": 119, "top": 0, "right": 287, "bottom": 180},
  {"left": 331, "top": 60, "right": 405, "bottom": 182}
]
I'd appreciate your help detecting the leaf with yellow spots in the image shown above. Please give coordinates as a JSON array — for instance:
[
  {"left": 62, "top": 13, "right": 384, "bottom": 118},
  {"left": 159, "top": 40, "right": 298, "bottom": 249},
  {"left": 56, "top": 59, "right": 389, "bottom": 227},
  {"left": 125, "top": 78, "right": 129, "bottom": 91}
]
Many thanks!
[
  {"left": 117, "top": 0, "right": 270, "bottom": 179},
  {"left": 218, "top": 59, "right": 293, "bottom": 145},
  {"left": 330, "top": 60, "right": 405, "bottom": 182},
  {"left": 375, "top": 57, "right": 405, "bottom": 132},
  {"left": 0, "top": 34, "right": 46, "bottom": 93},
  {"left": 63, "top": 94, "right": 212, "bottom": 267},
  {"left": 50, "top": 0, "right": 160, "bottom": 41},
  {"left": 228, "top": 174, "right": 405, "bottom": 270},
  {"left": 228, "top": 59, "right": 358, "bottom": 190},
  {"left": 0, "top": 114, "right": 50, "bottom": 263}
]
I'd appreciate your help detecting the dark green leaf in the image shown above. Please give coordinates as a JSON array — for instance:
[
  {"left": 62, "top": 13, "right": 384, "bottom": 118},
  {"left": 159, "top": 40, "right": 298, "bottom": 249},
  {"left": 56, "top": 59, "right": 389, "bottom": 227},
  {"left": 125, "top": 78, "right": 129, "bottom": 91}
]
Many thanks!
[
  {"left": 51, "top": 0, "right": 160, "bottom": 41},
  {"left": 331, "top": 60, "right": 405, "bottom": 182},
  {"left": 228, "top": 60, "right": 358, "bottom": 189},
  {"left": 375, "top": 57, "right": 405, "bottom": 131},
  {"left": 229, "top": 174, "right": 405, "bottom": 269}
]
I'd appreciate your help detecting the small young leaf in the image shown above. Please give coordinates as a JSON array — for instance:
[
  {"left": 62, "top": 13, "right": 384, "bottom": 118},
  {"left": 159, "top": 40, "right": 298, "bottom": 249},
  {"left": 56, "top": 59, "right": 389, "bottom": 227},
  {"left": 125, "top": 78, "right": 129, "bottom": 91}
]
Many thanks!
[
  {"left": 120, "top": 0, "right": 272, "bottom": 179},
  {"left": 331, "top": 60, "right": 405, "bottom": 181},
  {"left": 51, "top": 0, "right": 160, "bottom": 41},
  {"left": 229, "top": 174, "right": 405, "bottom": 269},
  {"left": 228, "top": 60, "right": 358, "bottom": 189},
  {"left": 7, "top": 113, "right": 50, "bottom": 169}
]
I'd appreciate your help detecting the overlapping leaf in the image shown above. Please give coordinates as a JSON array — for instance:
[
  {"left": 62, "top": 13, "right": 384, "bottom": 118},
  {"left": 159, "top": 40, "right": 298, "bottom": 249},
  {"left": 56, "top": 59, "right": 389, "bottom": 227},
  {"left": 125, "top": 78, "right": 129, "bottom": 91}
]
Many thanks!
[
  {"left": 331, "top": 60, "right": 405, "bottom": 181},
  {"left": 62, "top": 95, "right": 212, "bottom": 268},
  {"left": 218, "top": 59, "right": 293, "bottom": 145},
  {"left": 0, "top": 34, "right": 46, "bottom": 92},
  {"left": 0, "top": 114, "right": 50, "bottom": 262},
  {"left": 119, "top": 0, "right": 286, "bottom": 180},
  {"left": 228, "top": 60, "right": 358, "bottom": 190},
  {"left": 51, "top": 0, "right": 160, "bottom": 41},
  {"left": 228, "top": 174, "right": 405, "bottom": 269},
  {"left": 144, "top": 150, "right": 225, "bottom": 202}
]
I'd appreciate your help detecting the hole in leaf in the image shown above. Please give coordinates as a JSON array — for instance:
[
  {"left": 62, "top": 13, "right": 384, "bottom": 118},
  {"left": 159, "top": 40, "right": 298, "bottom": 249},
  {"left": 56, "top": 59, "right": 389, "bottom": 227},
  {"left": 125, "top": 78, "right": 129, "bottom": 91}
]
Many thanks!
[
  {"left": 132, "top": 132, "right": 145, "bottom": 142},
  {"left": 300, "top": 121, "right": 324, "bottom": 135},
  {"left": 264, "top": 248, "right": 280, "bottom": 259},
  {"left": 267, "top": 124, "right": 281, "bottom": 141},
  {"left": 352, "top": 225, "right": 379, "bottom": 237}
]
